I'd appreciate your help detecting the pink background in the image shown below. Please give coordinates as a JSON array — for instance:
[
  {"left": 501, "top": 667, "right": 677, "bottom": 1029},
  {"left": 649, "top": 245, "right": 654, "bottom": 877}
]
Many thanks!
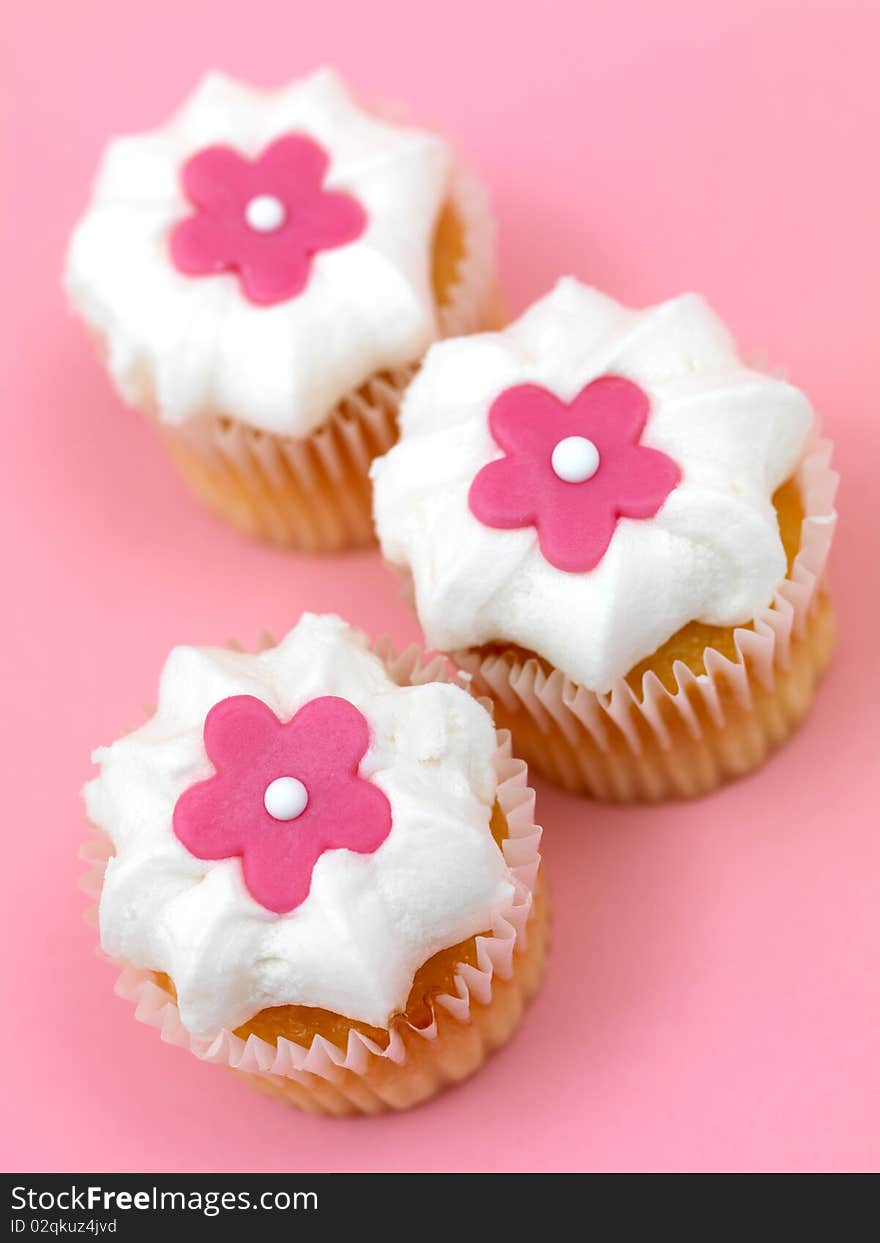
[{"left": 2, "top": 0, "right": 878, "bottom": 1173}]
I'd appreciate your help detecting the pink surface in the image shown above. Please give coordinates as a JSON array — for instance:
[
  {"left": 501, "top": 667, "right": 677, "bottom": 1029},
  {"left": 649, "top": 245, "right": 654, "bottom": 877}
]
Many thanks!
[{"left": 1, "top": 0, "right": 878, "bottom": 1174}]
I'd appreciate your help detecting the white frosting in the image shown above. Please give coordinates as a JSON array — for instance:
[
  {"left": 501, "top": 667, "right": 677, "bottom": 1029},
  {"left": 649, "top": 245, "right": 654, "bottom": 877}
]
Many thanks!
[
  {"left": 85, "top": 614, "right": 513, "bottom": 1039},
  {"left": 65, "top": 69, "right": 452, "bottom": 437},
  {"left": 371, "top": 279, "right": 814, "bottom": 693}
]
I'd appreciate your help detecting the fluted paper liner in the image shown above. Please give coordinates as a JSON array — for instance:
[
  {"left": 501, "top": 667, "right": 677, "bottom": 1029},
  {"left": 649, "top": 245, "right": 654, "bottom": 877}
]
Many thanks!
[
  {"left": 80, "top": 640, "right": 545, "bottom": 1116},
  {"left": 160, "top": 164, "right": 500, "bottom": 552},
  {"left": 452, "top": 435, "right": 838, "bottom": 801}
]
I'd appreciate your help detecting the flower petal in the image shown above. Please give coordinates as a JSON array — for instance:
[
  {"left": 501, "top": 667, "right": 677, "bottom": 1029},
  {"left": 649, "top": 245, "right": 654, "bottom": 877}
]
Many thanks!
[
  {"left": 319, "top": 776, "right": 392, "bottom": 855},
  {"left": 255, "top": 133, "right": 329, "bottom": 199},
  {"left": 285, "top": 695, "right": 370, "bottom": 782},
  {"left": 241, "top": 831, "right": 325, "bottom": 915},
  {"left": 537, "top": 495, "right": 620, "bottom": 573},
  {"left": 172, "top": 777, "right": 243, "bottom": 860},
  {"left": 613, "top": 444, "right": 682, "bottom": 519},
  {"left": 293, "top": 189, "right": 367, "bottom": 252},
  {"left": 576, "top": 374, "right": 649, "bottom": 446},
  {"left": 168, "top": 211, "right": 235, "bottom": 276},
  {"left": 488, "top": 384, "right": 568, "bottom": 456},
  {"left": 468, "top": 455, "right": 542, "bottom": 531},
  {"left": 237, "top": 242, "right": 312, "bottom": 303},
  {"left": 202, "top": 695, "right": 280, "bottom": 769},
  {"left": 180, "top": 145, "right": 249, "bottom": 212}
]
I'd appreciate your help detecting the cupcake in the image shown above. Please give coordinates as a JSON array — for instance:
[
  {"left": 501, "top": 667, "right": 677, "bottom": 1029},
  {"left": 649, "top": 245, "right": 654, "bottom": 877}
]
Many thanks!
[
  {"left": 371, "top": 279, "right": 838, "bottom": 801},
  {"left": 65, "top": 69, "right": 498, "bottom": 552},
  {"left": 81, "top": 614, "right": 545, "bottom": 1115}
]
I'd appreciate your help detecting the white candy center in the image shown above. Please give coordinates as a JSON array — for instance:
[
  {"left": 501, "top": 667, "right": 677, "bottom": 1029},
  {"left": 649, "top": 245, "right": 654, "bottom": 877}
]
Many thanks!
[
  {"left": 245, "top": 194, "right": 286, "bottom": 233},
  {"left": 551, "top": 435, "right": 601, "bottom": 483},
  {"left": 263, "top": 776, "right": 309, "bottom": 821}
]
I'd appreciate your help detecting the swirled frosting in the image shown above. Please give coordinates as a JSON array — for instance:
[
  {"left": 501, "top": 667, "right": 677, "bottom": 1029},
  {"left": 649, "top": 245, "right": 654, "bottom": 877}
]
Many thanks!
[
  {"left": 85, "top": 615, "right": 513, "bottom": 1039},
  {"left": 65, "top": 69, "right": 452, "bottom": 436},
  {"left": 371, "top": 279, "right": 814, "bottom": 692}
]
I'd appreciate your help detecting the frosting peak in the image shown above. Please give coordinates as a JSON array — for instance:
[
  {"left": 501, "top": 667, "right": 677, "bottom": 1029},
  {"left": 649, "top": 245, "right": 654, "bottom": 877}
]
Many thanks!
[{"left": 371, "top": 279, "right": 814, "bottom": 692}]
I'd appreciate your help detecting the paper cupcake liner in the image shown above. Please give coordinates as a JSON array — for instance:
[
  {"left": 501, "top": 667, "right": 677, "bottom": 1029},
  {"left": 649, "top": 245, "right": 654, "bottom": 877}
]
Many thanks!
[
  {"left": 160, "top": 164, "right": 500, "bottom": 552},
  {"left": 452, "top": 435, "right": 839, "bottom": 802},
  {"left": 80, "top": 640, "right": 545, "bottom": 1116}
]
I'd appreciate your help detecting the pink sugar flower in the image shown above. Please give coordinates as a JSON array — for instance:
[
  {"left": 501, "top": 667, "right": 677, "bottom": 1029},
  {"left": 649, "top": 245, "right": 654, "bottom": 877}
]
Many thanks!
[
  {"left": 468, "top": 376, "right": 681, "bottom": 572},
  {"left": 173, "top": 694, "right": 391, "bottom": 914},
  {"left": 169, "top": 133, "right": 366, "bottom": 305}
]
